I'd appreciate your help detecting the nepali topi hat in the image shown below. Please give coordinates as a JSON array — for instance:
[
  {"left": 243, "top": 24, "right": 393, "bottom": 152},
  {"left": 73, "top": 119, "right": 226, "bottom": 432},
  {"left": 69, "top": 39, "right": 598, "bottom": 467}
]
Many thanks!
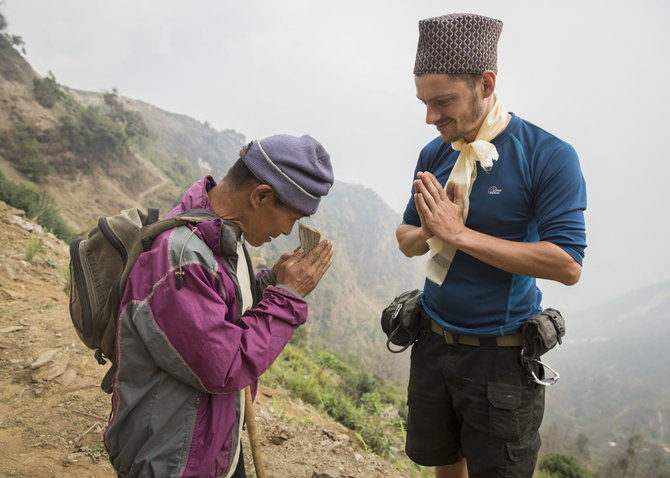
[{"left": 414, "top": 13, "right": 503, "bottom": 75}]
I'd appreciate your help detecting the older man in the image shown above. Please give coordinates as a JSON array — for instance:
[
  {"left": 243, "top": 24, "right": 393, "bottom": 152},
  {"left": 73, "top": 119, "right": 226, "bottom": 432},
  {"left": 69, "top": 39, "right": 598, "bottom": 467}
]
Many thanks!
[
  {"left": 105, "top": 134, "right": 334, "bottom": 478},
  {"left": 396, "top": 14, "right": 587, "bottom": 478}
]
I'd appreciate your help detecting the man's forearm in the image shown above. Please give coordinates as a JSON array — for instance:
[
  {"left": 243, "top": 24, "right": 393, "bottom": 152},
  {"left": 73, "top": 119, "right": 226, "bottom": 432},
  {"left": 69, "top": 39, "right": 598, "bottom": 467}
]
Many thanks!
[
  {"left": 397, "top": 221, "right": 581, "bottom": 285},
  {"left": 452, "top": 228, "right": 582, "bottom": 285},
  {"left": 396, "top": 223, "right": 431, "bottom": 257}
]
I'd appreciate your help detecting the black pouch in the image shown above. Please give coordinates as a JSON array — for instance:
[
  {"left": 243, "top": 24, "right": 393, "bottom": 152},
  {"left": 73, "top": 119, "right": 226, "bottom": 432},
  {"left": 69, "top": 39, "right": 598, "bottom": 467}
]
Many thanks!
[
  {"left": 520, "top": 308, "right": 565, "bottom": 385},
  {"left": 380, "top": 289, "right": 423, "bottom": 353},
  {"left": 520, "top": 308, "right": 565, "bottom": 361}
]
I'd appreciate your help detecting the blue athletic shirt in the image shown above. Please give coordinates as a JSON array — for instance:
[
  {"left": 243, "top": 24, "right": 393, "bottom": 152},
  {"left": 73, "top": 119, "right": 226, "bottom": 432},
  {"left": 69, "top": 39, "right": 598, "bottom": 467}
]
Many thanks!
[{"left": 402, "top": 113, "right": 587, "bottom": 337}]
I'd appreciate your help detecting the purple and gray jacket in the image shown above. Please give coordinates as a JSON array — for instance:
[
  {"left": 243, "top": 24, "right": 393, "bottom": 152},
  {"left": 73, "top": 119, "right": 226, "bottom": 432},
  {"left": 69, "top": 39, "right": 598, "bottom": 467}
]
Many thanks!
[{"left": 104, "top": 176, "right": 307, "bottom": 477}]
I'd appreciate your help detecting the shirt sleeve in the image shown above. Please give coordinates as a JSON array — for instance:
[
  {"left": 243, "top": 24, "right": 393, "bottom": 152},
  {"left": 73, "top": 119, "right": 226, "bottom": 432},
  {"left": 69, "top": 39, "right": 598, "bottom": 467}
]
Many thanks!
[{"left": 534, "top": 141, "right": 588, "bottom": 264}]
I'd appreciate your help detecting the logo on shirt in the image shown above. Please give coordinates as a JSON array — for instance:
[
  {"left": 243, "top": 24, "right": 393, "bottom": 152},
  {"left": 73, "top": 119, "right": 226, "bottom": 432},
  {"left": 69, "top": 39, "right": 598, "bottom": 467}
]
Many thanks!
[{"left": 488, "top": 186, "right": 502, "bottom": 195}]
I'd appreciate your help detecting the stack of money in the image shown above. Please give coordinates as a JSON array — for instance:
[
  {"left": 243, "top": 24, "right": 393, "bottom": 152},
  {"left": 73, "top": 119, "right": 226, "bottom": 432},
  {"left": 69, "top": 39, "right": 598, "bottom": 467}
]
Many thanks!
[{"left": 298, "top": 222, "right": 321, "bottom": 254}]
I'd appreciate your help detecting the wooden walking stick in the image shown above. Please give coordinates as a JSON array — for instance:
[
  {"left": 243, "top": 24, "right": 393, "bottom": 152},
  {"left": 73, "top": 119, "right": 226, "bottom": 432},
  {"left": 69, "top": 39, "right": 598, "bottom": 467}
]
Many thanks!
[{"left": 244, "top": 386, "right": 266, "bottom": 478}]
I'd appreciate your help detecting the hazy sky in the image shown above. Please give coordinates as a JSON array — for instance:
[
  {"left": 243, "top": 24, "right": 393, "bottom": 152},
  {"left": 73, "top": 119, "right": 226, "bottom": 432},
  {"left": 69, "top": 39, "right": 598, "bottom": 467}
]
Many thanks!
[{"left": 3, "top": 0, "right": 670, "bottom": 309}]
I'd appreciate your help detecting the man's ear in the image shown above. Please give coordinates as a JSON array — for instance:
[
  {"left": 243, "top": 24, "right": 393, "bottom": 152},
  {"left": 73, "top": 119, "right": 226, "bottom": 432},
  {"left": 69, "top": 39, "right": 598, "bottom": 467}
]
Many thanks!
[
  {"left": 481, "top": 70, "right": 496, "bottom": 99},
  {"left": 249, "top": 184, "right": 275, "bottom": 209}
]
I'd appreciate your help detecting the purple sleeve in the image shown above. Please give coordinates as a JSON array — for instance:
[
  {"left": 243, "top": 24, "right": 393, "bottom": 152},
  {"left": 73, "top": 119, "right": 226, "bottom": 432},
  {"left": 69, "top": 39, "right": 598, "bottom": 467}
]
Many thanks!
[{"left": 148, "top": 262, "right": 307, "bottom": 394}]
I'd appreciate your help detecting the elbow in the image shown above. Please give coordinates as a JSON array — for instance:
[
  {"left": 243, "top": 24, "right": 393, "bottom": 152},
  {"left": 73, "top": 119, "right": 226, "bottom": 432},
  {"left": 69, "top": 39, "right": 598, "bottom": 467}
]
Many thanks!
[
  {"left": 398, "top": 242, "right": 414, "bottom": 258},
  {"left": 395, "top": 228, "right": 413, "bottom": 257},
  {"left": 395, "top": 225, "right": 429, "bottom": 258},
  {"left": 560, "top": 261, "right": 582, "bottom": 286},
  {"left": 397, "top": 239, "right": 427, "bottom": 258}
]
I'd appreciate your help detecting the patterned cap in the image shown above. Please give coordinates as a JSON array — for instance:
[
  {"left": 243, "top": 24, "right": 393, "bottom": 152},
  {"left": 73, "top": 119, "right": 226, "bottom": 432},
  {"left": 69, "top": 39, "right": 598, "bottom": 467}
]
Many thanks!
[{"left": 414, "top": 13, "right": 503, "bottom": 75}]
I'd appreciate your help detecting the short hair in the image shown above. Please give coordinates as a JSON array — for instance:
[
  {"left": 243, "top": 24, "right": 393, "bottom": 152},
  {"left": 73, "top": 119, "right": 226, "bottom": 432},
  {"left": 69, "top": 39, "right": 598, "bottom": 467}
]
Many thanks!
[
  {"left": 222, "top": 158, "right": 260, "bottom": 192},
  {"left": 222, "top": 158, "right": 290, "bottom": 209},
  {"left": 452, "top": 73, "right": 482, "bottom": 90}
]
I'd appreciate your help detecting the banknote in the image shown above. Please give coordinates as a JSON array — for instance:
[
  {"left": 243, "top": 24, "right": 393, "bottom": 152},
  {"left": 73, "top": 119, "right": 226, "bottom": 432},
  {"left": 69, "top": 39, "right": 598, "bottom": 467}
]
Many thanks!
[{"left": 298, "top": 222, "right": 321, "bottom": 255}]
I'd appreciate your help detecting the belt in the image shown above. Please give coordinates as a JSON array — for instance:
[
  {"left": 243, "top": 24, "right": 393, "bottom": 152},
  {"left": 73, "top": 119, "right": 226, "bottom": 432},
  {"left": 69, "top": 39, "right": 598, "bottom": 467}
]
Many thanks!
[{"left": 429, "top": 319, "right": 522, "bottom": 347}]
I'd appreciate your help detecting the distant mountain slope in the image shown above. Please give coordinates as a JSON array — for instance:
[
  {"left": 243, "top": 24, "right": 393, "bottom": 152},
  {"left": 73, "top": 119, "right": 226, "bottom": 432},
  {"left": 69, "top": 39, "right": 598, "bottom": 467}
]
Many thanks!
[
  {"left": 543, "top": 280, "right": 670, "bottom": 454},
  {"left": 0, "top": 36, "right": 180, "bottom": 232},
  {"left": 68, "top": 88, "right": 245, "bottom": 183}
]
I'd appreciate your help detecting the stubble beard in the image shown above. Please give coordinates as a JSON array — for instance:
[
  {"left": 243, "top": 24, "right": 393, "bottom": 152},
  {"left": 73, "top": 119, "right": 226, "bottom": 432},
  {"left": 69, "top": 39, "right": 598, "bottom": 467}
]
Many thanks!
[{"left": 440, "top": 90, "right": 484, "bottom": 144}]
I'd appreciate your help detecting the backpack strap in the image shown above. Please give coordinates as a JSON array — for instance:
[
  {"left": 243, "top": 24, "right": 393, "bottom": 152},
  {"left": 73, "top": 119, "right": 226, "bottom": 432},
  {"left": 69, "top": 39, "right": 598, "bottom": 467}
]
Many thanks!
[
  {"left": 141, "top": 208, "right": 162, "bottom": 251},
  {"left": 140, "top": 208, "right": 221, "bottom": 250},
  {"left": 101, "top": 363, "right": 116, "bottom": 394},
  {"left": 147, "top": 207, "right": 160, "bottom": 225},
  {"left": 242, "top": 241, "right": 260, "bottom": 307}
]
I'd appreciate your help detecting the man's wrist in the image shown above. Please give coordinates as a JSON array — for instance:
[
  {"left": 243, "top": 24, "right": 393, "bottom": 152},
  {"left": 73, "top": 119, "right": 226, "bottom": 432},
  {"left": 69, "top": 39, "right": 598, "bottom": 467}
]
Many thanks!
[{"left": 417, "top": 226, "right": 432, "bottom": 243}]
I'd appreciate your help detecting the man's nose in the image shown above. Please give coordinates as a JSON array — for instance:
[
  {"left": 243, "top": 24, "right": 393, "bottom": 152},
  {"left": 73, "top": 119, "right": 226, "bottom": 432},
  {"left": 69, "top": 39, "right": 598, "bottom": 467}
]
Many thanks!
[
  {"left": 425, "top": 104, "right": 440, "bottom": 125},
  {"left": 283, "top": 220, "right": 296, "bottom": 236}
]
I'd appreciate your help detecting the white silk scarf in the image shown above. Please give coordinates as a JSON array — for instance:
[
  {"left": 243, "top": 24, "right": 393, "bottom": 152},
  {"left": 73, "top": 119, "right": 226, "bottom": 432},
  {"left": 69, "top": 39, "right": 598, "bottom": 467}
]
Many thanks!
[{"left": 425, "top": 95, "right": 508, "bottom": 285}]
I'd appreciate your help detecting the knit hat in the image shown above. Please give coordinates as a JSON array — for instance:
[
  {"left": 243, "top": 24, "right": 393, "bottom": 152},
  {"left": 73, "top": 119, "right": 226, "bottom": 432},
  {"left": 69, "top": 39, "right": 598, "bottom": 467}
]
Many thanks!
[
  {"left": 414, "top": 13, "right": 503, "bottom": 75},
  {"left": 240, "top": 134, "right": 334, "bottom": 216}
]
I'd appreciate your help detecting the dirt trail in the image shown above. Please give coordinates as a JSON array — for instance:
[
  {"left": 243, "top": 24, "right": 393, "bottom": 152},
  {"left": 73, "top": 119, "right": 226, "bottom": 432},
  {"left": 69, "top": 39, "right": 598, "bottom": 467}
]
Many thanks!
[
  {"left": 0, "top": 201, "right": 411, "bottom": 478},
  {"left": 134, "top": 153, "right": 169, "bottom": 203}
]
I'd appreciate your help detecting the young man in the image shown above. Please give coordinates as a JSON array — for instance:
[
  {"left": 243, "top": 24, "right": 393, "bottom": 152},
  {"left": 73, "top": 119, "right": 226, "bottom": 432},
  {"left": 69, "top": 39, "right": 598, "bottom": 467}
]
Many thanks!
[
  {"left": 396, "top": 14, "right": 587, "bottom": 478},
  {"left": 105, "top": 134, "right": 334, "bottom": 478}
]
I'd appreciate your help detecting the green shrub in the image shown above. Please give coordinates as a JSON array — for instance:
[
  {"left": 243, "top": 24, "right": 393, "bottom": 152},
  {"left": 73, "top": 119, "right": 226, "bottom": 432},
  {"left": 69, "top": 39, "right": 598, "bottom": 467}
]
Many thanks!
[
  {"left": 102, "top": 89, "right": 149, "bottom": 143},
  {"left": 6, "top": 124, "right": 53, "bottom": 183},
  {"left": 0, "top": 171, "right": 75, "bottom": 242},
  {"left": 33, "top": 72, "right": 63, "bottom": 108},
  {"left": 0, "top": 13, "right": 26, "bottom": 55},
  {"left": 59, "top": 105, "right": 128, "bottom": 161},
  {"left": 538, "top": 453, "right": 591, "bottom": 478},
  {"left": 17, "top": 155, "right": 54, "bottom": 183},
  {"left": 124, "top": 110, "right": 149, "bottom": 140},
  {"left": 25, "top": 236, "right": 44, "bottom": 264},
  {"left": 12, "top": 124, "right": 40, "bottom": 158},
  {"left": 36, "top": 204, "right": 75, "bottom": 242},
  {"left": 315, "top": 350, "right": 342, "bottom": 370},
  {"left": 360, "top": 391, "right": 383, "bottom": 416},
  {"left": 322, "top": 390, "right": 360, "bottom": 429},
  {"left": 288, "top": 326, "right": 307, "bottom": 348},
  {"left": 62, "top": 264, "right": 71, "bottom": 296},
  {"left": 262, "top": 343, "right": 404, "bottom": 458}
]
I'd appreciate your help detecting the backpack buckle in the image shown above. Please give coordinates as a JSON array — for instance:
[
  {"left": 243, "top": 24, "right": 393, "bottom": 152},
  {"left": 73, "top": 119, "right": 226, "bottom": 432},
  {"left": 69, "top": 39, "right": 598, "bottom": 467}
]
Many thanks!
[{"left": 94, "top": 348, "right": 107, "bottom": 365}]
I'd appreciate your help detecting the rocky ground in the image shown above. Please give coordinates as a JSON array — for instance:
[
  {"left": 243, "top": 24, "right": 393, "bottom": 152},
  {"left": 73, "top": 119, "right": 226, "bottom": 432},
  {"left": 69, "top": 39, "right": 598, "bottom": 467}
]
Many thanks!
[{"left": 0, "top": 200, "right": 413, "bottom": 478}]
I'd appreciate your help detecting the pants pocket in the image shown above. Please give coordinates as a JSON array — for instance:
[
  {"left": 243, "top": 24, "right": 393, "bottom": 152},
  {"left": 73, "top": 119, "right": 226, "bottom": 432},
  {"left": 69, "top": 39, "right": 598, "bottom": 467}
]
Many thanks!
[
  {"left": 506, "top": 432, "right": 541, "bottom": 463},
  {"left": 488, "top": 382, "right": 522, "bottom": 440}
]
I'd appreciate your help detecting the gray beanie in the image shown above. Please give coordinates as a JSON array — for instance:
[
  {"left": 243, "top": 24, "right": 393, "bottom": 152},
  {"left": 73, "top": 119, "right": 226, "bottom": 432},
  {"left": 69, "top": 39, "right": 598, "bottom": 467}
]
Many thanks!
[{"left": 241, "top": 134, "right": 334, "bottom": 216}]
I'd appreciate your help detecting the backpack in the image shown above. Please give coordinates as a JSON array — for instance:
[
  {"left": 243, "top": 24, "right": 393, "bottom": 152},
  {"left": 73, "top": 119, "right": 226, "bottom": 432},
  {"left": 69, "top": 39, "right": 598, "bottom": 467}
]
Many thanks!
[{"left": 68, "top": 207, "right": 221, "bottom": 392}]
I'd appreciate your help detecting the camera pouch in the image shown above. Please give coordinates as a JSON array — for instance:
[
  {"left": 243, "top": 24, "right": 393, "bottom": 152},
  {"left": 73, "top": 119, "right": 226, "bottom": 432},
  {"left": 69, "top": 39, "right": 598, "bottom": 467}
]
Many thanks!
[
  {"left": 520, "top": 308, "right": 565, "bottom": 386},
  {"left": 380, "top": 289, "right": 423, "bottom": 353},
  {"left": 520, "top": 308, "right": 565, "bottom": 362}
]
